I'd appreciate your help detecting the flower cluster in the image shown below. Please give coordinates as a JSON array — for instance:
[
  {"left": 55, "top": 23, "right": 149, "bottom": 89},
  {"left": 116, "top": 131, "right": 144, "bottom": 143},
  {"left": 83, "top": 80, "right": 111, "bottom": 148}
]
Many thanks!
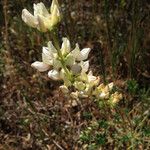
[
  {"left": 22, "top": 0, "right": 61, "bottom": 32},
  {"left": 22, "top": 1, "right": 122, "bottom": 106},
  {"left": 31, "top": 38, "right": 91, "bottom": 84}
]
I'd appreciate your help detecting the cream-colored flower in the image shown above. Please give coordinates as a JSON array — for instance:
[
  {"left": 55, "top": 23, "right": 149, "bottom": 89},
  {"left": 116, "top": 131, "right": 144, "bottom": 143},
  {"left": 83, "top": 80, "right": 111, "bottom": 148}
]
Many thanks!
[
  {"left": 70, "top": 91, "right": 79, "bottom": 99},
  {"left": 71, "top": 44, "right": 91, "bottom": 61},
  {"left": 59, "top": 85, "right": 69, "bottom": 94},
  {"left": 78, "top": 91, "right": 88, "bottom": 98},
  {"left": 22, "top": 9, "right": 38, "bottom": 28},
  {"left": 99, "top": 91, "right": 109, "bottom": 99},
  {"left": 93, "top": 83, "right": 113, "bottom": 99},
  {"left": 48, "top": 69, "right": 61, "bottom": 80},
  {"left": 31, "top": 61, "right": 50, "bottom": 72},
  {"left": 108, "top": 82, "right": 114, "bottom": 91},
  {"left": 61, "top": 37, "right": 71, "bottom": 55},
  {"left": 87, "top": 71, "right": 100, "bottom": 86},
  {"left": 22, "top": 1, "right": 61, "bottom": 32},
  {"left": 110, "top": 92, "right": 123, "bottom": 104},
  {"left": 42, "top": 42, "right": 62, "bottom": 69},
  {"left": 42, "top": 46, "right": 54, "bottom": 65}
]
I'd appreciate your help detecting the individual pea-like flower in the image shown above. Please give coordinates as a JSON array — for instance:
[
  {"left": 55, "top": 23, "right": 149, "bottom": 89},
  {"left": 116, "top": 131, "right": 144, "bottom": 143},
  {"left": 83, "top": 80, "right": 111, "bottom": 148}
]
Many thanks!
[
  {"left": 70, "top": 91, "right": 79, "bottom": 99},
  {"left": 109, "top": 92, "right": 123, "bottom": 106},
  {"left": 22, "top": 0, "right": 61, "bottom": 32},
  {"left": 31, "top": 61, "right": 50, "bottom": 72},
  {"left": 31, "top": 38, "right": 71, "bottom": 70},
  {"left": 48, "top": 69, "right": 61, "bottom": 80},
  {"left": 59, "top": 85, "right": 69, "bottom": 94},
  {"left": 71, "top": 44, "right": 91, "bottom": 61},
  {"left": 82, "top": 71, "right": 100, "bottom": 96},
  {"left": 78, "top": 71, "right": 100, "bottom": 86},
  {"left": 93, "top": 82, "right": 114, "bottom": 99},
  {"left": 31, "top": 42, "right": 58, "bottom": 71}
]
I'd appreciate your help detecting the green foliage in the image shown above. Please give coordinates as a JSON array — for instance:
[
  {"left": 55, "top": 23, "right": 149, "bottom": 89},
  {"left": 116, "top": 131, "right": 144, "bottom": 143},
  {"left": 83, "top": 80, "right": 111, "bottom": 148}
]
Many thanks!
[{"left": 126, "top": 79, "right": 139, "bottom": 94}]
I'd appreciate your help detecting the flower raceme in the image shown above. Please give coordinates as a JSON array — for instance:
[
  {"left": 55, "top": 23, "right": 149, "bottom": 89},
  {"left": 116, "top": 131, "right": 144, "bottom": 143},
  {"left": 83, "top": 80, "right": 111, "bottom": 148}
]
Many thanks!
[
  {"left": 22, "top": 1, "right": 122, "bottom": 106},
  {"left": 22, "top": 0, "right": 61, "bottom": 32},
  {"left": 31, "top": 37, "right": 122, "bottom": 105}
]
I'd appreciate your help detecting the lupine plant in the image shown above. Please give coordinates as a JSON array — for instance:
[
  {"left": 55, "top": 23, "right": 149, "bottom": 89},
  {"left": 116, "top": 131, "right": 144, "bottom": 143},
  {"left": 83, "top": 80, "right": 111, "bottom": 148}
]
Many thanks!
[{"left": 22, "top": 0, "right": 122, "bottom": 109}]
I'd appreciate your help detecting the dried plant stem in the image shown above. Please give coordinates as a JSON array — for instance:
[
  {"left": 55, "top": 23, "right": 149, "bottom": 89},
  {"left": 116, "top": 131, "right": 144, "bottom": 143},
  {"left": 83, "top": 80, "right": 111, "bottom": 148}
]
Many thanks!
[
  {"left": 3, "top": 0, "right": 9, "bottom": 51},
  {"left": 53, "top": 140, "right": 65, "bottom": 150}
]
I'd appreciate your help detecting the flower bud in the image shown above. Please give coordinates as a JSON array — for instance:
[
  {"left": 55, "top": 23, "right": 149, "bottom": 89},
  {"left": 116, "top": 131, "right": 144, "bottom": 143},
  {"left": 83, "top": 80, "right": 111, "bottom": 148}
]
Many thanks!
[
  {"left": 71, "top": 44, "right": 91, "bottom": 61},
  {"left": 81, "top": 61, "right": 89, "bottom": 73},
  {"left": 36, "top": 15, "right": 48, "bottom": 32},
  {"left": 60, "top": 69, "right": 72, "bottom": 87}
]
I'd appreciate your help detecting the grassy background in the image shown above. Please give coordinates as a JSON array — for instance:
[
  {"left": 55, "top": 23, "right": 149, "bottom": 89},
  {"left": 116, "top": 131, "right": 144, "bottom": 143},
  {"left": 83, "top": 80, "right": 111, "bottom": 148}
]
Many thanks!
[{"left": 0, "top": 0, "right": 150, "bottom": 149}]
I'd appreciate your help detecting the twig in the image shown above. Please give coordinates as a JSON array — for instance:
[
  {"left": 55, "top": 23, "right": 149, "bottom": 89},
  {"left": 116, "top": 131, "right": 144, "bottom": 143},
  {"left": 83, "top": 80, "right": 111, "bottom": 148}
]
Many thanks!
[{"left": 53, "top": 140, "right": 65, "bottom": 150}]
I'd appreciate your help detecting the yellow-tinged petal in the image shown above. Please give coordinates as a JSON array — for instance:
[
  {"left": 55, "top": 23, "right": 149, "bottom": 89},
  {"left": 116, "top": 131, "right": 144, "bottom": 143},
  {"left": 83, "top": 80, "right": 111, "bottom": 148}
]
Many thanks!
[
  {"left": 61, "top": 37, "right": 71, "bottom": 55},
  {"left": 51, "top": 0, "right": 59, "bottom": 13},
  {"left": 51, "top": 4, "right": 61, "bottom": 27}
]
